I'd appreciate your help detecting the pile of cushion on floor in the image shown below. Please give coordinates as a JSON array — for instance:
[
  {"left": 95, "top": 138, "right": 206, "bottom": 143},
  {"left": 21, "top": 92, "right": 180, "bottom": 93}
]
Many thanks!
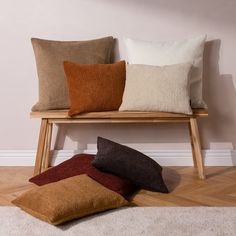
[{"left": 12, "top": 137, "right": 168, "bottom": 225}]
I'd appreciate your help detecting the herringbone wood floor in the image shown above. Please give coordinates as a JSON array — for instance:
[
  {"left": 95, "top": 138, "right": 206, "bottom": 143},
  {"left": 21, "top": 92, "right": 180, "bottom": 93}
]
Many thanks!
[{"left": 0, "top": 167, "right": 236, "bottom": 206}]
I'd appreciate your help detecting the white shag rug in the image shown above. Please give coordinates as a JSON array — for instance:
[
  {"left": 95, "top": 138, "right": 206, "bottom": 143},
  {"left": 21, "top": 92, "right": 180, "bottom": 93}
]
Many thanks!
[{"left": 0, "top": 207, "right": 235, "bottom": 236}]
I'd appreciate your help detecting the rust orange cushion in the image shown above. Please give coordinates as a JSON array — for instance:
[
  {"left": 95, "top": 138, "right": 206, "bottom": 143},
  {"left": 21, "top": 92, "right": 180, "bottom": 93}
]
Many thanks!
[
  {"left": 12, "top": 175, "right": 128, "bottom": 225},
  {"left": 64, "top": 60, "right": 126, "bottom": 116}
]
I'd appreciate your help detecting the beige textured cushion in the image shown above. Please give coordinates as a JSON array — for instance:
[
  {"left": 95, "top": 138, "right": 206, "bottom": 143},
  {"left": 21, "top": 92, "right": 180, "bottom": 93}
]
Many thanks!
[
  {"left": 125, "top": 36, "right": 206, "bottom": 108},
  {"left": 31, "top": 37, "right": 114, "bottom": 111},
  {"left": 12, "top": 175, "right": 128, "bottom": 225},
  {"left": 119, "top": 63, "right": 192, "bottom": 114}
]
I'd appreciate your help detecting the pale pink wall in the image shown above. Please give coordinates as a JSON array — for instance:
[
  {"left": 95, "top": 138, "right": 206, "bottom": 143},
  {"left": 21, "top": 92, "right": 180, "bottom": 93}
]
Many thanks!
[{"left": 0, "top": 0, "right": 235, "bottom": 150}]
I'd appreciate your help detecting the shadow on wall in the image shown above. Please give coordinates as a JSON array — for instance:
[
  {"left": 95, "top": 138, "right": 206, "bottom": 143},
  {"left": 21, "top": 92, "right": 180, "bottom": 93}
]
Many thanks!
[
  {"left": 53, "top": 39, "right": 236, "bottom": 152},
  {"left": 200, "top": 39, "right": 236, "bottom": 149},
  {"left": 113, "top": 38, "right": 121, "bottom": 62},
  {"left": 53, "top": 123, "right": 190, "bottom": 151}
]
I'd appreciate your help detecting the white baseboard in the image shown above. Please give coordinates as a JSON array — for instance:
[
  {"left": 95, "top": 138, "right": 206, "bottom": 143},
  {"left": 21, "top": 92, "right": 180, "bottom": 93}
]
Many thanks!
[{"left": 0, "top": 149, "right": 235, "bottom": 166}]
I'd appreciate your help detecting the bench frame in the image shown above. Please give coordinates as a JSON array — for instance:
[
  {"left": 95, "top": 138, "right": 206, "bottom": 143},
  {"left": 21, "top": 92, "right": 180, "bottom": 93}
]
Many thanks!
[{"left": 30, "top": 109, "right": 208, "bottom": 179}]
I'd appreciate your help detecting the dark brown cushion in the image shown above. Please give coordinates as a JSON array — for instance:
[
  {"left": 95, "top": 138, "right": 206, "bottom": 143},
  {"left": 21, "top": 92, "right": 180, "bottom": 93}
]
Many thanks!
[
  {"left": 63, "top": 60, "right": 126, "bottom": 116},
  {"left": 92, "top": 137, "right": 169, "bottom": 193},
  {"left": 13, "top": 175, "right": 128, "bottom": 225},
  {"left": 29, "top": 153, "right": 134, "bottom": 197},
  {"left": 31, "top": 36, "right": 114, "bottom": 111}
]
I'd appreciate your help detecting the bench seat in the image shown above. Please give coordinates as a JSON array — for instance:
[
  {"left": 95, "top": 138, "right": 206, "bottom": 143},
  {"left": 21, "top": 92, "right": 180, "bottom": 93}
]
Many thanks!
[
  {"left": 30, "top": 109, "right": 208, "bottom": 180},
  {"left": 31, "top": 109, "right": 208, "bottom": 121}
]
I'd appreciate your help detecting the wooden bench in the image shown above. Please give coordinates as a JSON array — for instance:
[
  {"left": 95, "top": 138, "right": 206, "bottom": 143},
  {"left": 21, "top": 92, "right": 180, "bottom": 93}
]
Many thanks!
[{"left": 30, "top": 109, "right": 208, "bottom": 179}]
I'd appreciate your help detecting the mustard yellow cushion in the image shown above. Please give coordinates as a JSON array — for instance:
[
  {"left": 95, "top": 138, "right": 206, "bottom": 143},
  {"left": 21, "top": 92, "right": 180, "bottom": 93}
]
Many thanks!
[{"left": 12, "top": 175, "right": 128, "bottom": 225}]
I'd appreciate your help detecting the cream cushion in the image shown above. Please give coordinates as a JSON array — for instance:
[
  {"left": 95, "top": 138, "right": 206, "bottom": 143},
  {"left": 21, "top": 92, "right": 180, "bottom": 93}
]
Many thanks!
[
  {"left": 119, "top": 63, "right": 193, "bottom": 115},
  {"left": 125, "top": 35, "right": 206, "bottom": 108}
]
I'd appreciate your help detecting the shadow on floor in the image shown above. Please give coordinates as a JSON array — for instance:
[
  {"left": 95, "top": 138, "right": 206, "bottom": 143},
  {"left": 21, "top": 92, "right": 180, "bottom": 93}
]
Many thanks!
[
  {"left": 162, "top": 167, "right": 181, "bottom": 192},
  {"left": 206, "top": 166, "right": 235, "bottom": 179}
]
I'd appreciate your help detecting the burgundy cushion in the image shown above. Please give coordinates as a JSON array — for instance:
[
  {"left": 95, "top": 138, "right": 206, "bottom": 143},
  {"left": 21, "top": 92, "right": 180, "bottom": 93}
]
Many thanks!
[{"left": 29, "top": 153, "right": 134, "bottom": 197}]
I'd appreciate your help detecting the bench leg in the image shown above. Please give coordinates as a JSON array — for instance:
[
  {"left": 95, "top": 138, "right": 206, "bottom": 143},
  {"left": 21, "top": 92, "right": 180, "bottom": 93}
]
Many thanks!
[
  {"left": 34, "top": 119, "right": 48, "bottom": 176},
  {"left": 43, "top": 123, "right": 53, "bottom": 170},
  {"left": 188, "top": 123, "right": 197, "bottom": 168},
  {"left": 189, "top": 118, "right": 206, "bottom": 179}
]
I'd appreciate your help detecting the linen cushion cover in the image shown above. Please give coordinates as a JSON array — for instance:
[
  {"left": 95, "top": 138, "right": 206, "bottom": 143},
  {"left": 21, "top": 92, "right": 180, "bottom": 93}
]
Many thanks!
[
  {"left": 12, "top": 175, "right": 128, "bottom": 225},
  {"left": 119, "top": 63, "right": 192, "bottom": 115},
  {"left": 92, "top": 137, "right": 169, "bottom": 193},
  {"left": 64, "top": 60, "right": 126, "bottom": 116},
  {"left": 29, "top": 153, "right": 134, "bottom": 197},
  {"left": 125, "top": 35, "right": 206, "bottom": 108},
  {"left": 31, "top": 36, "right": 114, "bottom": 111}
]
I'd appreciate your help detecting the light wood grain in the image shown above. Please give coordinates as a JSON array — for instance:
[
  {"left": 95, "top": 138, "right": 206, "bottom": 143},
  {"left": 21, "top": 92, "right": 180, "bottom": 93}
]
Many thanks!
[
  {"left": 189, "top": 118, "right": 205, "bottom": 179},
  {"left": 43, "top": 123, "right": 53, "bottom": 170},
  {"left": 33, "top": 119, "right": 47, "bottom": 176},
  {"left": 0, "top": 167, "right": 34, "bottom": 205},
  {"left": 1, "top": 167, "right": 236, "bottom": 207},
  {"left": 48, "top": 118, "right": 191, "bottom": 124},
  {"left": 30, "top": 110, "right": 208, "bottom": 179},
  {"left": 188, "top": 122, "right": 197, "bottom": 168},
  {"left": 130, "top": 166, "right": 236, "bottom": 206},
  {"left": 30, "top": 109, "right": 208, "bottom": 119}
]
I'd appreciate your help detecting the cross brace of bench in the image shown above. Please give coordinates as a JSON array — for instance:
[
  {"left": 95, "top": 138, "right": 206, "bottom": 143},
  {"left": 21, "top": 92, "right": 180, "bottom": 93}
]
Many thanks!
[{"left": 30, "top": 109, "right": 208, "bottom": 180}]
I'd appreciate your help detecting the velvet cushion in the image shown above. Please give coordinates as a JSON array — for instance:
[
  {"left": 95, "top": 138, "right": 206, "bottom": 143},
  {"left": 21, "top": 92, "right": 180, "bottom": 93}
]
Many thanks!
[
  {"left": 13, "top": 175, "right": 128, "bottom": 225},
  {"left": 63, "top": 60, "right": 126, "bottom": 116},
  {"left": 31, "top": 36, "right": 114, "bottom": 111},
  {"left": 92, "top": 137, "right": 169, "bottom": 193},
  {"left": 29, "top": 153, "right": 134, "bottom": 197}
]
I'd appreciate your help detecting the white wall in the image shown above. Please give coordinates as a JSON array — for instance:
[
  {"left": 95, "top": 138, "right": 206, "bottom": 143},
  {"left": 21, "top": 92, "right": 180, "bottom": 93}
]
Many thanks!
[{"left": 0, "top": 0, "right": 236, "bottom": 154}]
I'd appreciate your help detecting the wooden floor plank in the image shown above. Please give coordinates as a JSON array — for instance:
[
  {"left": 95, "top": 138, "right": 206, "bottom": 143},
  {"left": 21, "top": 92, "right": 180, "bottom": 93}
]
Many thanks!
[{"left": 0, "top": 166, "right": 236, "bottom": 206}]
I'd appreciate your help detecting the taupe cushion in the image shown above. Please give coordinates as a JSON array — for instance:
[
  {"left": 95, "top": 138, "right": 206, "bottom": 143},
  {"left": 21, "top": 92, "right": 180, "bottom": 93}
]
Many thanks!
[
  {"left": 119, "top": 63, "right": 193, "bottom": 115},
  {"left": 31, "top": 36, "right": 114, "bottom": 111},
  {"left": 12, "top": 175, "right": 128, "bottom": 225}
]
